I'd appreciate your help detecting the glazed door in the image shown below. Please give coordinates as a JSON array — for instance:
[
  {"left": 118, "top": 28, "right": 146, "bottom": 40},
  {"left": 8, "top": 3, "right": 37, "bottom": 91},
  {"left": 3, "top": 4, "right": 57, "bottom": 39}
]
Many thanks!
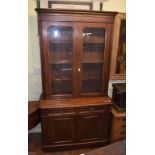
[
  {"left": 77, "top": 23, "right": 113, "bottom": 97},
  {"left": 40, "top": 22, "right": 78, "bottom": 98}
]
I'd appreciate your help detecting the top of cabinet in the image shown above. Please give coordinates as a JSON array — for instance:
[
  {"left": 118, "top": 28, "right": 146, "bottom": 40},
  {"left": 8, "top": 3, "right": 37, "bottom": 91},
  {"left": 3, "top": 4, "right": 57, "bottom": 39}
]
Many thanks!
[
  {"left": 35, "top": 8, "right": 117, "bottom": 16},
  {"left": 40, "top": 97, "right": 112, "bottom": 109},
  {"left": 35, "top": 9, "right": 117, "bottom": 23}
]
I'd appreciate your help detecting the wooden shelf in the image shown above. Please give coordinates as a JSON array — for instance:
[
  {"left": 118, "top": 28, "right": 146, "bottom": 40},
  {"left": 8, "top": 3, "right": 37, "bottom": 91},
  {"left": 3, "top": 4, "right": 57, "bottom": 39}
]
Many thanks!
[
  {"left": 51, "top": 75, "right": 102, "bottom": 81},
  {"left": 51, "top": 71, "right": 72, "bottom": 80},
  {"left": 50, "top": 60, "right": 72, "bottom": 64},
  {"left": 83, "top": 41, "right": 104, "bottom": 44},
  {"left": 51, "top": 80, "right": 72, "bottom": 95},
  {"left": 83, "top": 51, "right": 103, "bottom": 63},
  {"left": 52, "top": 78, "right": 72, "bottom": 81},
  {"left": 83, "top": 61, "right": 102, "bottom": 63},
  {"left": 83, "top": 37, "right": 104, "bottom": 43},
  {"left": 49, "top": 52, "right": 72, "bottom": 63},
  {"left": 82, "top": 76, "right": 102, "bottom": 80},
  {"left": 49, "top": 51, "right": 72, "bottom": 54},
  {"left": 49, "top": 39, "right": 72, "bottom": 43},
  {"left": 51, "top": 75, "right": 72, "bottom": 81}
]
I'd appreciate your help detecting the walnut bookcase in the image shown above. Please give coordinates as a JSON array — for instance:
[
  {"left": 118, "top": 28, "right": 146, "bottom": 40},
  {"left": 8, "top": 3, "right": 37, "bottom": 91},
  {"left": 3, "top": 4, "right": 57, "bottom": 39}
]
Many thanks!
[{"left": 36, "top": 9, "right": 117, "bottom": 150}]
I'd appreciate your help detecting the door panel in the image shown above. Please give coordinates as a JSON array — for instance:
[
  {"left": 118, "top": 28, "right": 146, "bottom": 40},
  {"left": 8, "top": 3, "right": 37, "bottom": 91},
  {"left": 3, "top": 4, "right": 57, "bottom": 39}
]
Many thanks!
[
  {"left": 52, "top": 117, "right": 75, "bottom": 144},
  {"left": 77, "top": 23, "right": 112, "bottom": 97},
  {"left": 41, "top": 116, "right": 75, "bottom": 145},
  {"left": 41, "top": 21, "right": 112, "bottom": 98},
  {"left": 41, "top": 22, "right": 78, "bottom": 98},
  {"left": 76, "top": 113, "right": 111, "bottom": 142}
]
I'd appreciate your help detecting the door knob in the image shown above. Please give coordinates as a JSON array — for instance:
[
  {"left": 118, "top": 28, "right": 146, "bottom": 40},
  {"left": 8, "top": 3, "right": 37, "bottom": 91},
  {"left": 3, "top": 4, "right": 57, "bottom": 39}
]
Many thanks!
[{"left": 78, "top": 68, "right": 81, "bottom": 72}]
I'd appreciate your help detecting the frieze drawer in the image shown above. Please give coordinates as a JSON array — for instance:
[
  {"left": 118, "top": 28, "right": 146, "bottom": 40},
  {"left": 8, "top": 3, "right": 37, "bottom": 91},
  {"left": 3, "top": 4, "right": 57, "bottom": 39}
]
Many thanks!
[{"left": 41, "top": 105, "right": 111, "bottom": 116}]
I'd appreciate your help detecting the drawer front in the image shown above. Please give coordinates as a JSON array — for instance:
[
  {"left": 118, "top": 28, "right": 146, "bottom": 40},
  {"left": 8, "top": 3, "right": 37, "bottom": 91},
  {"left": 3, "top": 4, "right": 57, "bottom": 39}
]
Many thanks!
[
  {"left": 119, "top": 130, "right": 126, "bottom": 138},
  {"left": 77, "top": 105, "right": 110, "bottom": 114},
  {"left": 117, "top": 117, "right": 126, "bottom": 125},
  {"left": 41, "top": 105, "right": 111, "bottom": 116},
  {"left": 41, "top": 108, "right": 76, "bottom": 116},
  {"left": 111, "top": 116, "right": 126, "bottom": 142}
]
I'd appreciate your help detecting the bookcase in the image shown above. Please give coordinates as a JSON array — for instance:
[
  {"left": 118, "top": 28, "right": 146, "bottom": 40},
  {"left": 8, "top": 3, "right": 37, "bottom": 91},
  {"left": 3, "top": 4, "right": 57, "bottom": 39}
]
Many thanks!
[{"left": 36, "top": 9, "right": 117, "bottom": 150}]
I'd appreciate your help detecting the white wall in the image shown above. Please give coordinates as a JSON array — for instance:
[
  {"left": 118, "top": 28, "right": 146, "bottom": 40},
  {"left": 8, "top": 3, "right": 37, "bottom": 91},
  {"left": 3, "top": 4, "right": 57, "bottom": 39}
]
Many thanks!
[
  {"left": 28, "top": 0, "right": 42, "bottom": 100},
  {"left": 103, "top": 0, "right": 126, "bottom": 12}
]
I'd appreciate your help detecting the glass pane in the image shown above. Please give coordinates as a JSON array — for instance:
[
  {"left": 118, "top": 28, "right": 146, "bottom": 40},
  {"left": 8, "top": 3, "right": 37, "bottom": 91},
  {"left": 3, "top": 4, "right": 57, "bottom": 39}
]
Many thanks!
[
  {"left": 82, "top": 28, "right": 105, "bottom": 93},
  {"left": 116, "top": 19, "right": 126, "bottom": 74},
  {"left": 48, "top": 27, "right": 73, "bottom": 95},
  {"left": 82, "top": 80, "right": 102, "bottom": 93}
]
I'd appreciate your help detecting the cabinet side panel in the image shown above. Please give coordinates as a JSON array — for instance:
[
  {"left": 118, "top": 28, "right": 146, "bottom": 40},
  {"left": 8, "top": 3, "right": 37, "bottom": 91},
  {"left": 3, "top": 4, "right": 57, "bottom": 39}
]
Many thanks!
[{"left": 38, "top": 21, "right": 51, "bottom": 99}]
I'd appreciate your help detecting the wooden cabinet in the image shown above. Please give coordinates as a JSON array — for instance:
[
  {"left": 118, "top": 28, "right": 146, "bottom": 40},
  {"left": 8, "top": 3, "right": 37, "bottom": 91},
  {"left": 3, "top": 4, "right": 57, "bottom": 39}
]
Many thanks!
[
  {"left": 40, "top": 97, "right": 112, "bottom": 150},
  {"left": 41, "top": 115, "right": 75, "bottom": 146},
  {"left": 28, "top": 101, "right": 40, "bottom": 131},
  {"left": 36, "top": 9, "right": 116, "bottom": 99},
  {"left": 110, "top": 107, "right": 126, "bottom": 143},
  {"left": 77, "top": 113, "right": 111, "bottom": 143},
  {"left": 112, "top": 83, "right": 126, "bottom": 111},
  {"left": 36, "top": 9, "right": 117, "bottom": 150}
]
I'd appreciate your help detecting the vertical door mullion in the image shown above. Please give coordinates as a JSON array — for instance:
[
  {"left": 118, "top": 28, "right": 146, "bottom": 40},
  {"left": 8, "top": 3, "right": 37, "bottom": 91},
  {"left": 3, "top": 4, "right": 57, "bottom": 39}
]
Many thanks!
[
  {"left": 72, "top": 22, "right": 79, "bottom": 97},
  {"left": 42, "top": 21, "right": 52, "bottom": 99},
  {"left": 77, "top": 23, "right": 83, "bottom": 97},
  {"left": 102, "top": 25, "right": 113, "bottom": 95}
]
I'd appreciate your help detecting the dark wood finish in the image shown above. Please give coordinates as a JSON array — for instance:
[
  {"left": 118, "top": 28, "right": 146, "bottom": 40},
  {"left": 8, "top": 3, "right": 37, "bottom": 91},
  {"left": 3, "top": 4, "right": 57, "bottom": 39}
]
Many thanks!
[
  {"left": 40, "top": 97, "right": 112, "bottom": 150},
  {"left": 28, "top": 101, "right": 40, "bottom": 131},
  {"left": 110, "top": 107, "right": 126, "bottom": 143},
  {"left": 35, "top": 9, "right": 117, "bottom": 150},
  {"left": 40, "top": 96, "right": 112, "bottom": 109},
  {"left": 29, "top": 133, "right": 125, "bottom": 155},
  {"left": 39, "top": 22, "right": 77, "bottom": 98},
  {"left": 82, "top": 140, "right": 126, "bottom": 155},
  {"left": 36, "top": 9, "right": 116, "bottom": 99},
  {"left": 110, "top": 13, "right": 126, "bottom": 80},
  {"left": 48, "top": 1, "right": 93, "bottom": 10},
  {"left": 78, "top": 23, "right": 113, "bottom": 96},
  {"left": 36, "top": 9, "right": 116, "bottom": 23},
  {"left": 112, "top": 83, "right": 126, "bottom": 111},
  {"left": 28, "top": 132, "right": 96, "bottom": 155}
]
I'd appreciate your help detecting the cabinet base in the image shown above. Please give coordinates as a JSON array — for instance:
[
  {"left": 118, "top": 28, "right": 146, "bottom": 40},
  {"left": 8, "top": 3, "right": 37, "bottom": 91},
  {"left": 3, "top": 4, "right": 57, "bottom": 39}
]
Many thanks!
[
  {"left": 42, "top": 139, "right": 109, "bottom": 151},
  {"left": 40, "top": 97, "right": 112, "bottom": 151}
]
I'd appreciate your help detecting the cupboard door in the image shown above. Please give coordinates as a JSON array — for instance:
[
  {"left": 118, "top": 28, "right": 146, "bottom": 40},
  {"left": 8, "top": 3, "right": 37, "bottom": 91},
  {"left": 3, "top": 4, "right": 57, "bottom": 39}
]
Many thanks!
[
  {"left": 76, "top": 113, "right": 111, "bottom": 142},
  {"left": 41, "top": 116, "right": 75, "bottom": 146},
  {"left": 41, "top": 22, "right": 77, "bottom": 98},
  {"left": 78, "top": 23, "right": 113, "bottom": 96}
]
